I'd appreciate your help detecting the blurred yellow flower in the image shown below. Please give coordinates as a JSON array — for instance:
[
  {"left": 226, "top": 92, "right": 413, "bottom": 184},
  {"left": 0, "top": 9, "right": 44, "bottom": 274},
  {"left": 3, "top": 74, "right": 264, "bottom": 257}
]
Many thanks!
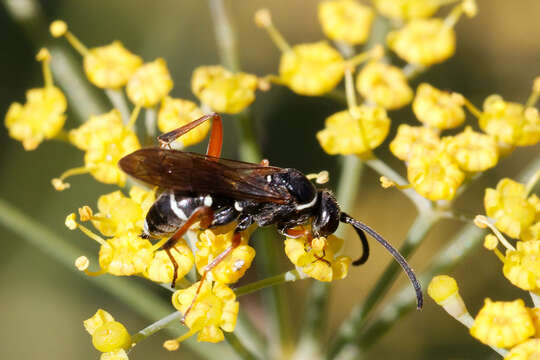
[
  {"left": 479, "top": 95, "right": 540, "bottom": 146},
  {"left": 84, "top": 41, "right": 142, "bottom": 89},
  {"left": 413, "top": 83, "right": 465, "bottom": 129},
  {"left": 470, "top": 299, "right": 534, "bottom": 348},
  {"left": 195, "top": 229, "right": 255, "bottom": 284},
  {"left": 100, "top": 350, "right": 129, "bottom": 360},
  {"left": 484, "top": 178, "right": 537, "bottom": 239},
  {"left": 5, "top": 49, "right": 67, "bottom": 150},
  {"left": 443, "top": 127, "right": 498, "bottom": 172},
  {"left": 504, "top": 339, "right": 540, "bottom": 360},
  {"left": 503, "top": 240, "right": 540, "bottom": 291},
  {"left": 387, "top": 19, "right": 455, "bottom": 66},
  {"left": 279, "top": 41, "right": 344, "bottom": 96},
  {"left": 191, "top": 66, "right": 257, "bottom": 114},
  {"left": 171, "top": 281, "right": 238, "bottom": 343},
  {"left": 407, "top": 149, "right": 465, "bottom": 201},
  {"left": 356, "top": 62, "right": 413, "bottom": 110},
  {"left": 284, "top": 231, "right": 352, "bottom": 282},
  {"left": 389, "top": 124, "right": 440, "bottom": 161},
  {"left": 318, "top": 0, "right": 374, "bottom": 45},
  {"left": 157, "top": 97, "right": 207, "bottom": 147},
  {"left": 317, "top": 106, "right": 390, "bottom": 156},
  {"left": 372, "top": 0, "right": 439, "bottom": 20},
  {"left": 126, "top": 58, "right": 173, "bottom": 107}
]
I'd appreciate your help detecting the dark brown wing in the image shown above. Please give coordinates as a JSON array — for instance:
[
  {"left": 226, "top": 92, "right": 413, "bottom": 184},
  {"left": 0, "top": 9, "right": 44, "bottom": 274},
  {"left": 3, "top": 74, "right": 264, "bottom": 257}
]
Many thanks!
[{"left": 119, "top": 148, "right": 290, "bottom": 203}]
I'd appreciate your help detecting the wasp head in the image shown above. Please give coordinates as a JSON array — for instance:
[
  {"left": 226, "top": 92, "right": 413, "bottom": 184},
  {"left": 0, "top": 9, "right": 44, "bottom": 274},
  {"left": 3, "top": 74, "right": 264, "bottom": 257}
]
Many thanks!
[{"left": 312, "top": 190, "right": 340, "bottom": 237}]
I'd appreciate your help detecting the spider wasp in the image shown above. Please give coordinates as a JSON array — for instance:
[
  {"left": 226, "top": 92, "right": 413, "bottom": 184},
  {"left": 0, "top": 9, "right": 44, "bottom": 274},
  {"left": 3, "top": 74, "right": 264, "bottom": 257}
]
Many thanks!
[{"left": 119, "top": 113, "right": 423, "bottom": 310}]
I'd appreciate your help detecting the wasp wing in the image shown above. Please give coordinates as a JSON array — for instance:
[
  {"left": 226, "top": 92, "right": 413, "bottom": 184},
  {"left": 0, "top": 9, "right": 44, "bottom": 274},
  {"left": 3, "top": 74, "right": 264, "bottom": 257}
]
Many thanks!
[{"left": 119, "top": 148, "right": 290, "bottom": 203}]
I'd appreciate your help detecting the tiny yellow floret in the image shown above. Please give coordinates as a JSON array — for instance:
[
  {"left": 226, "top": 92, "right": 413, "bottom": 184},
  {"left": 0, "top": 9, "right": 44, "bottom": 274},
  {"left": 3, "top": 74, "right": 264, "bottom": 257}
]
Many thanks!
[
  {"left": 50, "top": 20, "right": 67, "bottom": 37},
  {"left": 84, "top": 41, "right": 143, "bottom": 89},
  {"left": 98, "top": 233, "right": 153, "bottom": 276},
  {"left": 479, "top": 95, "right": 540, "bottom": 147},
  {"left": 372, "top": 0, "right": 439, "bottom": 20},
  {"left": 5, "top": 87, "right": 67, "bottom": 150},
  {"left": 318, "top": 0, "right": 374, "bottom": 45},
  {"left": 195, "top": 229, "right": 255, "bottom": 284},
  {"left": 317, "top": 106, "right": 390, "bottom": 156},
  {"left": 413, "top": 83, "right": 465, "bottom": 129},
  {"left": 483, "top": 234, "right": 499, "bottom": 250},
  {"left": 191, "top": 66, "right": 258, "bottom": 114},
  {"left": 428, "top": 275, "right": 458, "bottom": 305},
  {"left": 78, "top": 205, "right": 93, "bottom": 221},
  {"left": 389, "top": 124, "right": 440, "bottom": 161},
  {"left": 145, "top": 242, "right": 194, "bottom": 285},
  {"left": 84, "top": 309, "right": 116, "bottom": 335},
  {"left": 503, "top": 240, "right": 540, "bottom": 291},
  {"left": 65, "top": 213, "right": 78, "bottom": 230},
  {"left": 470, "top": 299, "right": 535, "bottom": 348},
  {"left": 100, "top": 349, "right": 129, "bottom": 360},
  {"left": 387, "top": 18, "right": 456, "bottom": 66},
  {"left": 163, "top": 340, "right": 180, "bottom": 351},
  {"left": 254, "top": 8, "right": 272, "bottom": 28},
  {"left": 504, "top": 338, "right": 540, "bottom": 360},
  {"left": 126, "top": 58, "right": 173, "bottom": 107},
  {"left": 279, "top": 41, "right": 345, "bottom": 96},
  {"left": 75, "top": 256, "right": 90, "bottom": 271},
  {"left": 484, "top": 178, "right": 537, "bottom": 239},
  {"left": 356, "top": 62, "right": 413, "bottom": 110},
  {"left": 171, "top": 281, "right": 239, "bottom": 343},
  {"left": 284, "top": 230, "right": 351, "bottom": 282},
  {"left": 443, "top": 127, "right": 499, "bottom": 172},
  {"left": 92, "top": 321, "right": 132, "bottom": 353},
  {"left": 407, "top": 150, "right": 465, "bottom": 201}
]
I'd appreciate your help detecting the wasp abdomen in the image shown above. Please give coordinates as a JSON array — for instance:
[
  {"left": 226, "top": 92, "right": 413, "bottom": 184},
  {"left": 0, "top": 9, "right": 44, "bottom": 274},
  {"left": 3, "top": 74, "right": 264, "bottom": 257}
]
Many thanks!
[{"left": 143, "top": 192, "right": 212, "bottom": 238}]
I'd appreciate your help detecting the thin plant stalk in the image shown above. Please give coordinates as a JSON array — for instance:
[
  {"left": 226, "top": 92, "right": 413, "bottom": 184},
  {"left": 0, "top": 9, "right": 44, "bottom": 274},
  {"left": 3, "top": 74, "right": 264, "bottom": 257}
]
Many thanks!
[{"left": 105, "top": 88, "right": 131, "bottom": 124}]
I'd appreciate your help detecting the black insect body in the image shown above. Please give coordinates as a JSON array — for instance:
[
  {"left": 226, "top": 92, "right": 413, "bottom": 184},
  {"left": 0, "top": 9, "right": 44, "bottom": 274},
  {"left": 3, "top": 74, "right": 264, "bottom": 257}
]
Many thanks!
[{"left": 119, "top": 113, "right": 423, "bottom": 310}]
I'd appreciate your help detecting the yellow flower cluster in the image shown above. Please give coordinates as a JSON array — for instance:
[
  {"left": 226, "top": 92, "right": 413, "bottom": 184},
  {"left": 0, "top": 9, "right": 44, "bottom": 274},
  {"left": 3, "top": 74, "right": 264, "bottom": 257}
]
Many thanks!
[
  {"left": 389, "top": 122, "right": 498, "bottom": 200},
  {"left": 5, "top": 49, "right": 67, "bottom": 150},
  {"left": 284, "top": 227, "right": 352, "bottom": 282}
]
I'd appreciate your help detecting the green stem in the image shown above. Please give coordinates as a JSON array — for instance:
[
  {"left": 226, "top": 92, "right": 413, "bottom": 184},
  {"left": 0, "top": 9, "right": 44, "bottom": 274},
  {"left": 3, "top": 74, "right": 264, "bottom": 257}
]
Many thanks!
[
  {"left": 235, "top": 111, "right": 262, "bottom": 162},
  {"left": 131, "top": 311, "right": 181, "bottom": 345},
  {"left": 105, "top": 88, "right": 131, "bottom": 124},
  {"left": 365, "top": 158, "right": 431, "bottom": 212},
  {"left": 326, "top": 210, "right": 439, "bottom": 359},
  {"left": 208, "top": 0, "right": 240, "bottom": 72},
  {"left": 234, "top": 270, "right": 302, "bottom": 297},
  {"left": 145, "top": 107, "right": 157, "bottom": 143},
  {"left": 0, "top": 198, "right": 231, "bottom": 359},
  {"left": 341, "top": 154, "right": 540, "bottom": 357},
  {"left": 224, "top": 332, "right": 260, "bottom": 360}
]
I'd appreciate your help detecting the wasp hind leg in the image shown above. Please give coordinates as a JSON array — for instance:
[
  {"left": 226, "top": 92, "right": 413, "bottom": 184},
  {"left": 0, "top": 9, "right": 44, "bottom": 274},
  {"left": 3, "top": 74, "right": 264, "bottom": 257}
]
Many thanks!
[
  {"left": 160, "top": 206, "right": 214, "bottom": 287},
  {"left": 157, "top": 113, "right": 223, "bottom": 158}
]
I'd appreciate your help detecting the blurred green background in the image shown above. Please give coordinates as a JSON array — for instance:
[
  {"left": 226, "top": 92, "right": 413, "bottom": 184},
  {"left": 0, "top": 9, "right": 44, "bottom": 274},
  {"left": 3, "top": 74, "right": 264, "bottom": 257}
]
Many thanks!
[{"left": 1, "top": 0, "right": 539, "bottom": 359}]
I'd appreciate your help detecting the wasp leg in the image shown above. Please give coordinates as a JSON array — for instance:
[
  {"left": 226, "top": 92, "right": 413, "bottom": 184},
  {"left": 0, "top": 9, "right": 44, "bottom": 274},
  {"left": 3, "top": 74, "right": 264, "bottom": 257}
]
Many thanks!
[
  {"left": 161, "top": 206, "right": 214, "bottom": 287},
  {"left": 182, "top": 231, "right": 242, "bottom": 321},
  {"left": 157, "top": 113, "right": 223, "bottom": 158}
]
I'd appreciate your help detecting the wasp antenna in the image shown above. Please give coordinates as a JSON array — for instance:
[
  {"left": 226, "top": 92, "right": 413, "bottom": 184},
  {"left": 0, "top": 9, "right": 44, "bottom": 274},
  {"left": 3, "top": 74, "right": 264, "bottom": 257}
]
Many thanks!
[
  {"left": 340, "top": 212, "right": 423, "bottom": 310},
  {"left": 350, "top": 225, "right": 369, "bottom": 266}
]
